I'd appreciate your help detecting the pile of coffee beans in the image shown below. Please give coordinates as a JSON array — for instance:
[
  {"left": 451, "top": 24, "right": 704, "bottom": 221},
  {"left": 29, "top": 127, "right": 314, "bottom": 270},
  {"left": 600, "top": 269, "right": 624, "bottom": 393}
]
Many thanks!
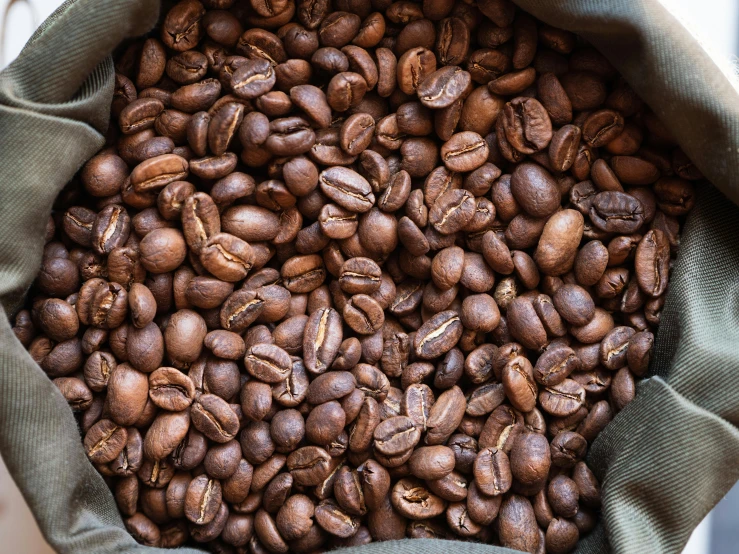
[{"left": 15, "top": 0, "right": 700, "bottom": 551}]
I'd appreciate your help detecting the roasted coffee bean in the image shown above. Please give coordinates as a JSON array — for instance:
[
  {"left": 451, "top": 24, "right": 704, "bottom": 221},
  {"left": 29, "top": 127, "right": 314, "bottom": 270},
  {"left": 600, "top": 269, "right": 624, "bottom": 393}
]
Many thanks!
[
  {"left": 148, "top": 367, "right": 195, "bottom": 411},
  {"left": 414, "top": 311, "right": 463, "bottom": 359},
  {"left": 425, "top": 386, "right": 465, "bottom": 445},
  {"left": 373, "top": 415, "right": 421, "bottom": 456},
  {"left": 635, "top": 229, "right": 670, "bottom": 297},
  {"left": 191, "top": 394, "right": 239, "bottom": 443},
  {"left": 473, "top": 447, "right": 512, "bottom": 496},
  {"left": 417, "top": 66, "right": 471, "bottom": 109},
  {"left": 245, "top": 343, "right": 292, "bottom": 383},
  {"left": 143, "top": 410, "right": 190, "bottom": 460},
  {"left": 287, "top": 446, "right": 332, "bottom": 486},
  {"left": 303, "top": 307, "right": 343, "bottom": 374},
  {"left": 502, "top": 355, "right": 537, "bottom": 412},
  {"left": 503, "top": 97, "right": 553, "bottom": 154},
  {"left": 319, "top": 166, "right": 375, "bottom": 213},
  {"left": 590, "top": 191, "right": 644, "bottom": 234},
  {"left": 185, "top": 475, "right": 222, "bottom": 525},
  {"left": 84, "top": 419, "right": 128, "bottom": 464},
  {"left": 534, "top": 345, "right": 580, "bottom": 386},
  {"left": 499, "top": 495, "right": 540, "bottom": 553},
  {"left": 539, "top": 379, "right": 586, "bottom": 417},
  {"left": 391, "top": 478, "right": 447, "bottom": 520},
  {"left": 441, "top": 132, "right": 489, "bottom": 172}
]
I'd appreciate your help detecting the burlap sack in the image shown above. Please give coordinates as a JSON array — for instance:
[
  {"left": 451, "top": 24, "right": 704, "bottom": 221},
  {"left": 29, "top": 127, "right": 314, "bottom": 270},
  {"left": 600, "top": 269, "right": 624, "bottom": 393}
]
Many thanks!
[{"left": 2, "top": 1, "right": 738, "bottom": 552}]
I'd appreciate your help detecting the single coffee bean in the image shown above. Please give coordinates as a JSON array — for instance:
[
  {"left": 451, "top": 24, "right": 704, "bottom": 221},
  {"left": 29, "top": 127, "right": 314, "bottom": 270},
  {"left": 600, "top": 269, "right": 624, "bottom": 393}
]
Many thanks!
[
  {"left": 441, "top": 132, "right": 489, "bottom": 172},
  {"left": 373, "top": 416, "right": 421, "bottom": 456},
  {"left": 634, "top": 229, "right": 670, "bottom": 297},
  {"left": 185, "top": 475, "right": 222, "bottom": 525},
  {"left": 503, "top": 96, "right": 553, "bottom": 154},
  {"left": 414, "top": 310, "right": 463, "bottom": 359},
  {"left": 473, "top": 447, "right": 512, "bottom": 496},
  {"left": 191, "top": 394, "right": 239, "bottom": 443},
  {"left": 417, "top": 66, "right": 472, "bottom": 109},
  {"left": 391, "top": 478, "right": 447, "bottom": 520},
  {"left": 498, "top": 495, "right": 540, "bottom": 553},
  {"left": 539, "top": 379, "right": 586, "bottom": 417},
  {"left": 245, "top": 343, "right": 292, "bottom": 383},
  {"left": 589, "top": 191, "right": 644, "bottom": 234}
]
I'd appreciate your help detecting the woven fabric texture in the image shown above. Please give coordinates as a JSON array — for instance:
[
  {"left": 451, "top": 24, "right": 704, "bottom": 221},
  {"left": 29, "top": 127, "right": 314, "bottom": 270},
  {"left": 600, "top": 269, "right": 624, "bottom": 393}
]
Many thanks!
[{"left": 1, "top": 1, "right": 738, "bottom": 553}]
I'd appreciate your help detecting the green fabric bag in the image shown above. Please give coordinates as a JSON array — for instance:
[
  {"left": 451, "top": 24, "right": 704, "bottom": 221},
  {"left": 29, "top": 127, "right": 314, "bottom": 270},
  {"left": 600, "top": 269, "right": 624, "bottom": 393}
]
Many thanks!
[{"left": 1, "top": 1, "right": 739, "bottom": 553}]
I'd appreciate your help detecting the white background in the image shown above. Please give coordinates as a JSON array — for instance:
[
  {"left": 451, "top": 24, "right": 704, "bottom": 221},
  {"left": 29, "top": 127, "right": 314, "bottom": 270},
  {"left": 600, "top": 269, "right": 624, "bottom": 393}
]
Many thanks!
[{"left": 0, "top": 0, "right": 737, "bottom": 552}]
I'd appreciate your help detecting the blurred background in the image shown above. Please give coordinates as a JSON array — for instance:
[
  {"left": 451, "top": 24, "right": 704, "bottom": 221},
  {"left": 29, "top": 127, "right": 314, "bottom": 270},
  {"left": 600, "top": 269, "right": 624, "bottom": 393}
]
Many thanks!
[{"left": 0, "top": 0, "right": 738, "bottom": 552}]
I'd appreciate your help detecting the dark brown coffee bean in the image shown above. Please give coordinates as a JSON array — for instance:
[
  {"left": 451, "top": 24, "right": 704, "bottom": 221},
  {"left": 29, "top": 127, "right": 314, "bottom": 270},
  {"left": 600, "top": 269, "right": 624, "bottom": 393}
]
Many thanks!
[
  {"left": 148, "top": 367, "right": 195, "bottom": 411},
  {"left": 417, "top": 66, "right": 471, "bottom": 109},
  {"left": 498, "top": 495, "right": 540, "bottom": 553},
  {"left": 441, "top": 132, "right": 489, "bottom": 172},
  {"left": 191, "top": 393, "right": 239, "bottom": 443},
  {"left": 503, "top": 97, "right": 553, "bottom": 154},
  {"left": 533, "top": 344, "right": 578, "bottom": 386},
  {"left": 502, "top": 355, "right": 537, "bottom": 412},
  {"left": 231, "top": 58, "right": 276, "bottom": 99},
  {"left": 397, "top": 47, "right": 437, "bottom": 95},
  {"left": 319, "top": 166, "right": 375, "bottom": 213},
  {"left": 185, "top": 475, "right": 222, "bottom": 525},
  {"left": 425, "top": 385, "right": 465, "bottom": 445},
  {"left": 473, "top": 446, "right": 511, "bottom": 497},
  {"left": 539, "top": 379, "right": 586, "bottom": 417},
  {"left": 582, "top": 109, "right": 625, "bottom": 147},
  {"left": 635, "top": 229, "right": 670, "bottom": 297},
  {"left": 373, "top": 415, "right": 421, "bottom": 455},
  {"left": 245, "top": 344, "right": 292, "bottom": 383},
  {"left": 143, "top": 410, "right": 190, "bottom": 460},
  {"left": 287, "top": 446, "right": 332, "bottom": 486},
  {"left": 590, "top": 191, "right": 644, "bottom": 234},
  {"left": 534, "top": 209, "right": 584, "bottom": 276},
  {"left": 391, "top": 478, "right": 447, "bottom": 520},
  {"left": 344, "top": 294, "right": 385, "bottom": 334},
  {"left": 414, "top": 310, "right": 463, "bottom": 359},
  {"left": 84, "top": 419, "right": 128, "bottom": 464},
  {"left": 510, "top": 163, "right": 560, "bottom": 218},
  {"left": 303, "top": 307, "right": 343, "bottom": 374},
  {"left": 327, "top": 71, "right": 368, "bottom": 112}
]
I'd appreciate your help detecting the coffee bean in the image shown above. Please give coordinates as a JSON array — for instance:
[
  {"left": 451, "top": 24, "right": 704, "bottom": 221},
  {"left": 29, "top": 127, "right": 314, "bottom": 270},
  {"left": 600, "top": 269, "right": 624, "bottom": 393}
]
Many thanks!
[
  {"left": 185, "top": 475, "right": 222, "bottom": 525},
  {"left": 534, "top": 345, "right": 580, "bottom": 386},
  {"left": 502, "top": 355, "right": 537, "bottom": 412},
  {"left": 539, "top": 379, "right": 586, "bottom": 417},
  {"left": 635, "top": 229, "right": 670, "bottom": 297},
  {"left": 441, "top": 132, "right": 489, "bottom": 172},
  {"left": 391, "top": 478, "right": 447, "bottom": 520},
  {"left": 303, "top": 307, "right": 343, "bottom": 374},
  {"left": 287, "top": 446, "right": 332, "bottom": 486},
  {"left": 499, "top": 495, "right": 540, "bottom": 553},
  {"left": 143, "top": 410, "right": 190, "bottom": 460},
  {"left": 319, "top": 166, "right": 375, "bottom": 213},
  {"left": 84, "top": 419, "right": 128, "bottom": 464},
  {"left": 414, "top": 310, "right": 463, "bottom": 359},
  {"left": 191, "top": 394, "right": 239, "bottom": 443},
  {"left": 590, "top": 191, "right": 644, "bottom": 234},
  {"left": 534, "top": 209, "right": 584, "bottom": 276},
  {"left": 398, "top": 47, "right": 437, "bottom": 95},
  {"left": 425, "top": 386, "right": 465, "bottom": 445},
  {"left": 473, "top": 446, "right": 512, "bottom": 496},
  {"left": 503, "top": 97, "right": 553, "bottom": 154},
  {"left": 417, "top": 66, "right": 471, "bottom": 109}
]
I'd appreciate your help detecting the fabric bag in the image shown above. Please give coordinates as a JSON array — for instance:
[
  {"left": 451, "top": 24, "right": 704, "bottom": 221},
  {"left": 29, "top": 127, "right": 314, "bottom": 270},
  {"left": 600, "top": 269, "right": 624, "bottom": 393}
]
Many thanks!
[{"left": 2, "top": 0, "right": 739, "bottom": 552}]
